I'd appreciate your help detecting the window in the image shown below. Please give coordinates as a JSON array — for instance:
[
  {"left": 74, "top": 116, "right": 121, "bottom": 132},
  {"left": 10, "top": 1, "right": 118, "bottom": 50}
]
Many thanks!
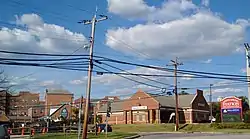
[
  {"left": 136, "top": 115, "right": 139, "bottom": 121},
  {"left": 142, "top": 115, "right": 146, "bottom": 121}
]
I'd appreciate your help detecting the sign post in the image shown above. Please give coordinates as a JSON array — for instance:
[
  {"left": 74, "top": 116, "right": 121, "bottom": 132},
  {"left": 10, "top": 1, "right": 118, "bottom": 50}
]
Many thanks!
[{"left": 220, "top": 97, "right": 242, "bottom": 122}]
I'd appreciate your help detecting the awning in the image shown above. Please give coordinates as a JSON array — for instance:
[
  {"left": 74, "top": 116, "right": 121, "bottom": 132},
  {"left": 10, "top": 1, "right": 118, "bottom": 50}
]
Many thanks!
[{"left": 0, "top": 114, "right": 10, "bottom": 122}]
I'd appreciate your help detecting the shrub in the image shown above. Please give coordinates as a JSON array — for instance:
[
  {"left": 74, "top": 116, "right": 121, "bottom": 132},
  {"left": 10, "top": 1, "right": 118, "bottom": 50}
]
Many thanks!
[{"left": 211, "top": 123, "right": 250, "bottom": 129}]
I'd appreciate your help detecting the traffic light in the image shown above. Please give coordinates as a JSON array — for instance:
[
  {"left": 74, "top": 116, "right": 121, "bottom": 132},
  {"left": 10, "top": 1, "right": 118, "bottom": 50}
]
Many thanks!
[
  {"left": 106, "top": 101, "right": 111, "bottom": 117},
  {"left": 107, "top": 101, "right": 111, "bottom": 113}
]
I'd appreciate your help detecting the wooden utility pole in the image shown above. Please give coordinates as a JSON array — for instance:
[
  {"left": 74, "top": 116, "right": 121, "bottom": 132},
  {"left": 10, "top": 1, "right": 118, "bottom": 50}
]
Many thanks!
[
  {"left": 79, "top": 10, "right": 108, "bottom": 139},
  {"left": 168, "top": 57, "right": 183, "bottom": 131}
]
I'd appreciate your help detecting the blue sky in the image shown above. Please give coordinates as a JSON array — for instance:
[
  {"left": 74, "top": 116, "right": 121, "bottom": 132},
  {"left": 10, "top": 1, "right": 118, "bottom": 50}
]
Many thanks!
[{"left": 0, "top": 0, "right": 250, "bottom": 101}]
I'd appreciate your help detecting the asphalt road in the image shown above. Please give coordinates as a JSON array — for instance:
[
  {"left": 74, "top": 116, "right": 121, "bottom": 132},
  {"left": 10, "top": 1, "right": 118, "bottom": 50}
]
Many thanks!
[{"left": 138, "top": 133, "right": 250, "bottom": 139}]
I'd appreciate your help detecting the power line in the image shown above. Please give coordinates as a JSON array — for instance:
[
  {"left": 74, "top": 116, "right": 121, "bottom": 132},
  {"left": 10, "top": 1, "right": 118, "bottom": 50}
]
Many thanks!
[
  {"left": 94, "top": 64, "right": 164, "bottom": 89},
  {"left": 0, "top": 50, "right": 249, "bottom": 80},
  {"left": 94, "top": 60, "right": 173, "bottom": 87}
]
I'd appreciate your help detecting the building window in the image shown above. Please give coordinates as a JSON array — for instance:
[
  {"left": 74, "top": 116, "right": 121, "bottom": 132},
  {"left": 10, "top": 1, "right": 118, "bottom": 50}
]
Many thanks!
[
  {"left": 142, "top": 115, "right": 146, "bottom": 121},
  {"left": 136, "top": 115, "right": 139, "bottom": 121}
]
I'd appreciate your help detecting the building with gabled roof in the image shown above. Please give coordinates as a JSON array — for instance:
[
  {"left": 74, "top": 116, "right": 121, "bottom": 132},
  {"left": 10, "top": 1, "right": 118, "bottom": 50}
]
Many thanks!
[{"left": 98, "top": 89, "right": 209, "bottom": 124}]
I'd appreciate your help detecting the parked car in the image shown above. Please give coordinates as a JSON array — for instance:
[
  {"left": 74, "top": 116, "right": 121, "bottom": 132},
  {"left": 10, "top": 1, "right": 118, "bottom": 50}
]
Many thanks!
[
  {"left": 97, "top": 124, "right": 112, "bottom": 132},
  {"left": 0, "top": 125, "right": 10, "bottom": 139}
]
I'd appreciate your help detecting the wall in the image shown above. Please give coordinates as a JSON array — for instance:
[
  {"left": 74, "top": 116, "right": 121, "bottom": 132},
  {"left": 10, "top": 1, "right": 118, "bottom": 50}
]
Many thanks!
[
  {"left": 10, "top": 92, "right": 40, "bottom": 116},
  {"left": 45, "top": 93, "right": 73, "bottom": 116},
  {"left": 100, "top": 111, "right": 124, "bottom": 124},
  {"left": 123, "top": 90, "right": 159, "bottom": 111}
]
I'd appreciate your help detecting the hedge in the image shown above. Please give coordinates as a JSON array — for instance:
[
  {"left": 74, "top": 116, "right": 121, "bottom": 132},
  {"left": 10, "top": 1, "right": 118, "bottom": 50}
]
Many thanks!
[{"left": 211, "top": 123, "right": 250, "bottom": 129}]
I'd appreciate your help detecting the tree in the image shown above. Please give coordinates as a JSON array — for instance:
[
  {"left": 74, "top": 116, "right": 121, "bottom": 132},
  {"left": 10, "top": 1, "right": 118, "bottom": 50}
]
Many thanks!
[{"left": 238, "top": 96, "right": 249, "bottom": 112}]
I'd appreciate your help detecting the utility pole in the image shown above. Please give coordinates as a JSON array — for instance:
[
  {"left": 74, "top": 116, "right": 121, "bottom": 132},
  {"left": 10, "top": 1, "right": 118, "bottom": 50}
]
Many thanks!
[
  {"left": 79, "top": 11, "right": 108, "bottom": 139},
  {"left": 106, "top": 101, "right": 111, "bottom": 138},
  {"left": 77, "top": 96, "right": 83, "bottom": 139},
  {"left": 209, "top": 84, "right": 213, "bottom": 123},
  {"left": 93, "top": 105, "right": 97, "bottom": 136},
  {"left": 168, "top": 57, "right": 183, "bottom": 131}
]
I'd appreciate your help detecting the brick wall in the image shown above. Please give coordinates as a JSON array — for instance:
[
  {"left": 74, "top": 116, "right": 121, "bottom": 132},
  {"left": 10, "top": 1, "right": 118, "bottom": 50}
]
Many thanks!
[{"left": 45, "top": 93, "right": 73, "bottom": 116}]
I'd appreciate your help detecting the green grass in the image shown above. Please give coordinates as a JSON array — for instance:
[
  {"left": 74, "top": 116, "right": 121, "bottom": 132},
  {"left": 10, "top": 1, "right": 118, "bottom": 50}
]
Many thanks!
[
  {"left": 112, "top": 124, "right": 176, "bottom": 132},
  {"left": 33, "top": 132, "right": 137, "bottom": 139},
  {"left": 112, "top": 123, "right": 250, "bottom": 133}
]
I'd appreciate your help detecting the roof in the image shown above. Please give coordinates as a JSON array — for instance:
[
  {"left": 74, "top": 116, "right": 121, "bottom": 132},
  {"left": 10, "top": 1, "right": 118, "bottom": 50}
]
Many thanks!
[
  {"left": 46, "top": 89, "right": 72, "bottom": 95},
  {"left": 0, "top": 114, "right": 9, "bottom": 122},
  {"left": 98, "top": 101, "right": 123, "bottom": 113},
  {"left": 151, "top": 94, "right": 195, "bottom": 108}
]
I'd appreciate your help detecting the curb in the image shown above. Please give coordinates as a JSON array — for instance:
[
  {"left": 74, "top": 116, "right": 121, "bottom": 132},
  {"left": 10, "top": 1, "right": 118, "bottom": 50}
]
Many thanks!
[{"left": 124, "top": 135, "right": 141, "bottom": 139}]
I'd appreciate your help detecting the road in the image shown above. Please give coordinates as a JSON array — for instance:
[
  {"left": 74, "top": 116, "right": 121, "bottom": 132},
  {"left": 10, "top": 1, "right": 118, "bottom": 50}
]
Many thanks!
[{"left": 138, "top": 133, "right": 250, "bottom": 139}]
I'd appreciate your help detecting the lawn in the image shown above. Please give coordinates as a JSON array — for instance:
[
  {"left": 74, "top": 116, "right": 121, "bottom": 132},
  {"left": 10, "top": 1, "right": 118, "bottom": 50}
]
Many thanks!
[
  {"left": 112, "top": 123, "right": 250, "bottom": 133},
  {"left": 34, "top": 132, "right": 137, "bottom": 139}
]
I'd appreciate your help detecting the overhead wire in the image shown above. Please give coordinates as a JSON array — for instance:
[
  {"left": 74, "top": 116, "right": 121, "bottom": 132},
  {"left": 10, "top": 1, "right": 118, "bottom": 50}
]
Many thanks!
[
  {"left": 93, "top": 63, "right": 164, "bottom": 89},
  {"left": 94, "top": 60, "right": 173, "bottom": 87}
]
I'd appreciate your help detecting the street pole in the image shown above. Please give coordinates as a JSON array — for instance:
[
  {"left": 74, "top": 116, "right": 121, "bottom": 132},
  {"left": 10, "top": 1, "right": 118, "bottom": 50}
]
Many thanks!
[
  {"left": 168, "top": 57, "right": 183, "bottom": 131},
  {"left": 79, "top": 12, "right": 108, "bottom": 139},
  {"left": 78, "top": 96, "right": 83, "bottom": 139},
  {"left": 70, "top": 96, "right": 73, "bottom": 134},
  {"left": 105, "top": 116, "right": 108, "bottom": 138},
  {"left": 93, "top": 106, "right": 97, "bottom": 136},
  {"left": 209, "top": 84, "right": 213, "bottom": 123}
]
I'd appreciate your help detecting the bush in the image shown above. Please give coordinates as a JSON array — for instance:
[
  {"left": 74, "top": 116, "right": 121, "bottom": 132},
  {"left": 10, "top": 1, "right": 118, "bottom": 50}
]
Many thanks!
[{"left": 211, "top": 123, "right": 250, "bottom": 129}]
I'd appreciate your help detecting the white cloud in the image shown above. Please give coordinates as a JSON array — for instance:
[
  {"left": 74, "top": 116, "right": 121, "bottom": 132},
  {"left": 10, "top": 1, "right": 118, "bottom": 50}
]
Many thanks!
[
  {"left": 70, "top": 67, "right": 172, "bottom": 90},
  {"left": 0, "top": 13, "right": 88, "bottom": 53},
  {"left": 39, "top": 80, "right": 56, "bottom": 86},
  {"left": 110, "top": 88, "right": 132, "bottom": 95},
  {"left": 213, "top": 88, "right": 243, "bottom": 94},
  {"left": 181, "top": 74, "right": 194, "bottom": 80},
  {"left": 241, "top": 68, "right": 247, "bottom": 73},
  {"left": 106, "top": 0, "right": 249, "bottom": 59},
  {"left": 203, "top": 59, "right": 212, "bottom": 64},
  {"left": 201, "top": 0, "right": 209, "bottom": 7},
  {"left": 108, "top": 0, "right": 197, "bottom": 22},
  {"left": 70, "top": 79, "right": 85, "bottom": 85}
]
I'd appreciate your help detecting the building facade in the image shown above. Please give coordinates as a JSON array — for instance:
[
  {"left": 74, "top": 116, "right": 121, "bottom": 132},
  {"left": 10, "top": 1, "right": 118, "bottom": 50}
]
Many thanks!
[
  {"left": 45, "top": 89, "right": 73, "bottom": 120},
  {"left": 0, "top": 90, "right": 11, "bottom": 115},
  {"left": 98, "top": 89, "right": 209, "bottom": 124},
  {"left": 9, "top": 91, "right": 40, "bottom": 117}
]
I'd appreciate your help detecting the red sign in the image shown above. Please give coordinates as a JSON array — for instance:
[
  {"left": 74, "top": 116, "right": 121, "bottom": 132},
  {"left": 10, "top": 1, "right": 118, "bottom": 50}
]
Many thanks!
[{"left": 221, "top": 97, "right": 242, "bottom": 109}]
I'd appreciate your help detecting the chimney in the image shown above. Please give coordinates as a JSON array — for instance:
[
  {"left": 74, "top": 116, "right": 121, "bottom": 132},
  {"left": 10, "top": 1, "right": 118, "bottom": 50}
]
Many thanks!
[{"left": 196, "top": 89, "right": 203, "bottom": 96}]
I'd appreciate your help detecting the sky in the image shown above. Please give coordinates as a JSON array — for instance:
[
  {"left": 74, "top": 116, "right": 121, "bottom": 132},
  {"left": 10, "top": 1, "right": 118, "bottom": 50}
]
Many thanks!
[{"left": 0, "top": 0, "right": 250, "bottom": 101}]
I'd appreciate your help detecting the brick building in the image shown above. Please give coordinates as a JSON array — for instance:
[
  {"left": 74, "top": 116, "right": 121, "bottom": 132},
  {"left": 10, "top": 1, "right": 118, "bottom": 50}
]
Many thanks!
[
  {"left": 28, "top": 101, "right": 45, "bottom": 121},
  {"left": 45, "top": 89, "right": 73, "bottom": 121},
  {"left": 10, "top": 91, "right": 40, "bottom": 117},
  {"left": 98, "top": 89, "right": 209, "bottom": 124},
  {"left": 0, "top": 90, "right": 11, "bottom": 115}
]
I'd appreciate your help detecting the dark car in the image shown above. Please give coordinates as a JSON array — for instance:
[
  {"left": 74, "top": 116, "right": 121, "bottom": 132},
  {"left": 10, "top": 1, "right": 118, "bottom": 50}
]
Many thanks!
[
  {"left": 0, "top": 125, "right": 10, "bottom": 139},
  {"left": 97, "top": 124, "right": 112, "bottom": 132}
]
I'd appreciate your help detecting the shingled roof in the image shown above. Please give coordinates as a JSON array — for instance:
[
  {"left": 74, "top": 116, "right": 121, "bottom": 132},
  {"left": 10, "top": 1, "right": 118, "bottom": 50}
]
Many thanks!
[
  {"left": 98, "top": 101, "right": 124, "bottom": 113},
  {"left": 151, "top": 94, "right": 195, "bottom": 108}
]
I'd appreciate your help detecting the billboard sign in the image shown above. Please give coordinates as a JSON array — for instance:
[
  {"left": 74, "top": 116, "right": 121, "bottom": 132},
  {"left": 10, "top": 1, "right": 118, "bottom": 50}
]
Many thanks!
[{"left": 220, "top": 97, "right": 242, "bottom": 122}]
